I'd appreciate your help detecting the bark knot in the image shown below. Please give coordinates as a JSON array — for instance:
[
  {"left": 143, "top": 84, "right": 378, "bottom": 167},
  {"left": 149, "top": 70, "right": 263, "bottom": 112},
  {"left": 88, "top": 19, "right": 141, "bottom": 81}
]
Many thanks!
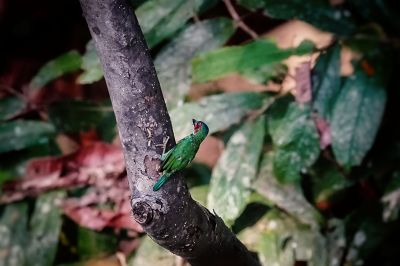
[{"left": 132, "top": 201, "right": 153, "bottom": 225}]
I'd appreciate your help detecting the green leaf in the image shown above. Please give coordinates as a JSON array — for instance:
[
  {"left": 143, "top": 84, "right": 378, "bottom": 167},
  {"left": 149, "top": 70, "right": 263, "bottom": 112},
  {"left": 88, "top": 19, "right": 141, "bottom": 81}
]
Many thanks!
[
  {"left": 267, "top": 98, "right": 320, "bottom": 182},
  {"left": 128, "top": 236, "right": 176, "bottom": 266},
  {"left": 343, "top": 207, "right": 394, "bottom": 265},
  {"left": 382, "top": 172, "right": 400, "bottom": 221},
  {"left": 312, "top": 43, "right": 341, "bottom": 120},
  {"left": 0, "top": 97, "right": 26, "bottom": 121},
  {"left": 255, "top": 152, "right": 323, "bottom": 228},
  {"left": 26, "top": 192, "right": 65, "bottom": 266},
  {"left": 310, "top": 160, "right": 352, "bottom": 205},
  {"left": 207, "top": 116, "right": 265, "bottom": 225},
  {"left": 331, "top": 67, "right": 386, "bottom": 168},
  {"left": 0, "top": 142, "right": 58, "bottom": 185},
  {"left": 48, "top": 100, "right": 115, "bottom": 136},
  {"left": 155, "top": 18, "right": 235, "bottom": 108},
  {"left": 170, "top": 92, "right": 272, "bottom": 140},
  {"left": 30, "top": 51, "right": 82, "bottom": 89},
  {"left": 137, "top": 0, "right": 218, "bottom": 48},
  {"left": 0, "top": 202, "right": 29, "bottom": 266},
  {"left": 347, "top": 0, "right": 400, "bottom": 33},
  {"left": 189, "top": 184, "right": 209, "bottom": 206},
  {"left": 77, "top": 1, "right": 220, "bottom": 85},
  {"left": 77, "top": 228, "right": 117, "bottom": 259},
  {"left": 192, "top": 39, "right": 314, "bottom": 83},
  {"left": 77, "top": 40, "right": 103, "bottom": 84},
  {"left": 238, "top": 209, "right": 327, "bottom": 266},
  {"left": 237, "top": 0, "right": 357, "bottom": 35},
  {"left": 0, "top": 120, "right": 55, "bottom": 153}
]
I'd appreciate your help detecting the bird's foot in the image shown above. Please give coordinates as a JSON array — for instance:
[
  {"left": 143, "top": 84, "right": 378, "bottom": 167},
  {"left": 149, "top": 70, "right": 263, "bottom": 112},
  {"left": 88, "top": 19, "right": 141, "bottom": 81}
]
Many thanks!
[{"left": 155, "top": 136, "right": 170, "bottom": 160}]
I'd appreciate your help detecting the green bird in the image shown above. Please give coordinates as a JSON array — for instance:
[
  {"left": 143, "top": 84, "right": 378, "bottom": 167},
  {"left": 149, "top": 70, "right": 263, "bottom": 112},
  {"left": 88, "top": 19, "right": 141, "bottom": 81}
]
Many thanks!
[{"left": 153, "top": 119, "right": 209, "bottom": 191}]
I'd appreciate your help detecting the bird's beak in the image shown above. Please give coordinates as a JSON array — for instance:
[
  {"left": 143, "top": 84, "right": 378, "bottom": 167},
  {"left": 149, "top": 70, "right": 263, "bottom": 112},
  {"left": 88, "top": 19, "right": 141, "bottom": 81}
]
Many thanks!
[{"left": 192, "top": 118, "right": 197, "bottom": 126}]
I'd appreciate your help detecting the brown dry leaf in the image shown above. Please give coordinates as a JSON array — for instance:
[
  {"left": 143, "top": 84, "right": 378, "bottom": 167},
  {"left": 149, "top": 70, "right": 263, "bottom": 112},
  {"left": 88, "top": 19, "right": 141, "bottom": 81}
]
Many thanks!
[
  {"left": 265, "top": 20, "right": 334, "bottom": 95},
  {"left": 266, "top": 20, "right": 333, "bottom": 49},
  {"left": 56, "top": 133, "right": 80, "bottom": 155},
  {"left": 194, "top": 136, "right": 224, "bottom": 168},
  {"left": 188, "top": 74, "right": 268, "bottom": 100},
  {"left": 340, "top": 46, "right": 361, "bottom": 76}
]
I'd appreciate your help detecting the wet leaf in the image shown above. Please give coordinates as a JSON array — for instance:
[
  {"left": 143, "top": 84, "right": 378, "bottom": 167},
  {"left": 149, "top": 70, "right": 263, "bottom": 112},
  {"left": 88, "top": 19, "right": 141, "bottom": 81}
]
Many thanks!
[
  {"left": 312, "top": 43, "right": 341, "bottom": 120},
  {"left": 128, "top": 236, "right": 176, "bottom": 266},
  {"left": 155, "top": 18, "right": 235, "bottom": 108},
  {"left": 77, "top": 40, "right": 103, "bottom": 84},
  {"left": 0, "top": 97, "right": 26, "bottom": 121},
  {"left": 255, "top": 152, "right": 323, "bottom": 228},
  {"left": 0, "top": 120, "right": 55, "bottom": 153},
  {"left": 267, "top": 98, "right": 320, "bottom": 182},
  {"left": 237, "top": 0, "right": 357, "bottom": 35},
  {"left": 331, "top": 67, "right": 386, "bottom": 168},
  {"left": 170, "top": 92, "right": 272, "bottom": 140},
  {"left": 29, "top": 51, "right": 82, "bottom": 89},
  {"left": 192, "top": 39, "right": 314, "bottom": 83},
  {"left": 137, "top": 0, "right": 218, "bottom": 48},
  {"left": 26, "top": 192, "right": 65, "bottom": 266},
  {"left": 207, "top": 116, "right": 265, "bottom": 224}
]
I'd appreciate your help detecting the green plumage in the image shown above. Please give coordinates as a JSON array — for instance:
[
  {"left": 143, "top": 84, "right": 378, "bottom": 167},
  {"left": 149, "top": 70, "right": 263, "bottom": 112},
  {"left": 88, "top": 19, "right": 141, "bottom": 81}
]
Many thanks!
[{"left": 153, "top": 119, "right": 209, "bottom": 191}]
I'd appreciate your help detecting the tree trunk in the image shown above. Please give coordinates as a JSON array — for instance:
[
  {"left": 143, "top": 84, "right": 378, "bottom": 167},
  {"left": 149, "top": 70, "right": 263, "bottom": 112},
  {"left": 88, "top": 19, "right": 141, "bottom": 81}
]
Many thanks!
[{"left": 78, "top": 0, "right": 260, "bottom": 265}]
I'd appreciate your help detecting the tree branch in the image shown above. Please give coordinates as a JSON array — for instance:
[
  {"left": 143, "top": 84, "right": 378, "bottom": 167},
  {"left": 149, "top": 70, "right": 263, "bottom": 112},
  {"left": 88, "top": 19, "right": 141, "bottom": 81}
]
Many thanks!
[
  {"left": 223, "top": 0, "right": 259, "bottom": 40},
  {"left": 78, "top": 0, "right": 260, "bottom": 265}
]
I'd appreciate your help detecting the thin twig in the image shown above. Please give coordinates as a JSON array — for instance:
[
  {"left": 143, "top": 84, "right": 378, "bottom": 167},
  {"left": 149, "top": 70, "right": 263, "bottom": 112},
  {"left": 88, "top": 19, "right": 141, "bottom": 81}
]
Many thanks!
[{"left": 223, "top": 0, "right": 259, "bottom": 39}]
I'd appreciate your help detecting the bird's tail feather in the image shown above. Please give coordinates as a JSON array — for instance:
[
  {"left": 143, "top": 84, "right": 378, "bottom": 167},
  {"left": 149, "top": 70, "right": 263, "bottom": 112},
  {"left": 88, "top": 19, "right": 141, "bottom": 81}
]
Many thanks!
[{"left": 153, "top": 174, "right": 170, "bottom": 191}]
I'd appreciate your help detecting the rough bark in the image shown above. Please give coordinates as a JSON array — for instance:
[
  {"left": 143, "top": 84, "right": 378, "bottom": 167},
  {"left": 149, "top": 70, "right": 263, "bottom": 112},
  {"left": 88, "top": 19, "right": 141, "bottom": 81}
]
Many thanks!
[{"left": 78, "top": 0, "right": 260, "bottom": 265}]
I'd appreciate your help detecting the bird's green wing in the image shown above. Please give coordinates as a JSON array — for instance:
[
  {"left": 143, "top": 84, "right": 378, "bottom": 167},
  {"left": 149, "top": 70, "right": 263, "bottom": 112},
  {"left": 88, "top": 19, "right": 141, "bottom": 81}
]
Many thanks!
[{"left": 161, "top": 137, "right": 192, "bottom": 172}]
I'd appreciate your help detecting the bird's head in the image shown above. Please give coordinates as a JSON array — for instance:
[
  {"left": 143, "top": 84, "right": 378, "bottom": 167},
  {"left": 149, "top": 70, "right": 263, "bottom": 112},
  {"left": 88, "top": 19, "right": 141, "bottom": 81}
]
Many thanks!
[{"left": 192, "top": 119, "right": 209, "bottom": 136}]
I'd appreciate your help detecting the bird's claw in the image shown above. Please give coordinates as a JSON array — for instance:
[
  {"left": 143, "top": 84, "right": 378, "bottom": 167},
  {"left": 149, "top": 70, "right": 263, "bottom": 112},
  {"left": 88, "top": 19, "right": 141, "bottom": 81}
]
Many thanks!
[{"left": 162, "top": 136, "right": 170, "bottom": 155}]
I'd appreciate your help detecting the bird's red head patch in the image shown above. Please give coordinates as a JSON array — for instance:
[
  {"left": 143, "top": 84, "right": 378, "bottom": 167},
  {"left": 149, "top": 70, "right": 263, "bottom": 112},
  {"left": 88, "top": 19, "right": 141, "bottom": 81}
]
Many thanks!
[{"left": 192, "top": 118, "right": 201, "bottom": 134}]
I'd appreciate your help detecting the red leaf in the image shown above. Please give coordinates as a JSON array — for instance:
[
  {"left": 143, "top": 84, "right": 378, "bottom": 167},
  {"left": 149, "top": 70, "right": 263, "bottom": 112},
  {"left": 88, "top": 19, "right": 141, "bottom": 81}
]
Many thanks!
[
  {"left": 360, "top": 59, "right": 375, "bottom": 76},
  {"left": 118, "top": 239, "right": 141, "bottom": 256},
  {"left": 109, "top": 214, "right": 143, "bottom": 232},
  {"left": 0, "top": 141, "right": 142, "bottom": 232},
  {"left": 80, "top": 128, "right": 100, "bottom": 146},
  {"left": 63, "top": 200, "right": 142, "bottom": 232},
  {"left": 0, "top": 142, "right": 124, "bottom": 203},
  {"left": 63, "top": 205, "right": 112, "bottom": 231},
  {"left": 25, "top": 157, "right": 63, "bottom": 180},
  {"left": 73, "top": 142, "right": 124, "bottom": 168},
  {"left": 294, "top": 62, "right": 312, "bottom": 104},
  {"left": 316, "top": 200, "right": 331, "bottom": 211},
  {"left": 312, "top": 114, "right": 332, "bottom": 149}
]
